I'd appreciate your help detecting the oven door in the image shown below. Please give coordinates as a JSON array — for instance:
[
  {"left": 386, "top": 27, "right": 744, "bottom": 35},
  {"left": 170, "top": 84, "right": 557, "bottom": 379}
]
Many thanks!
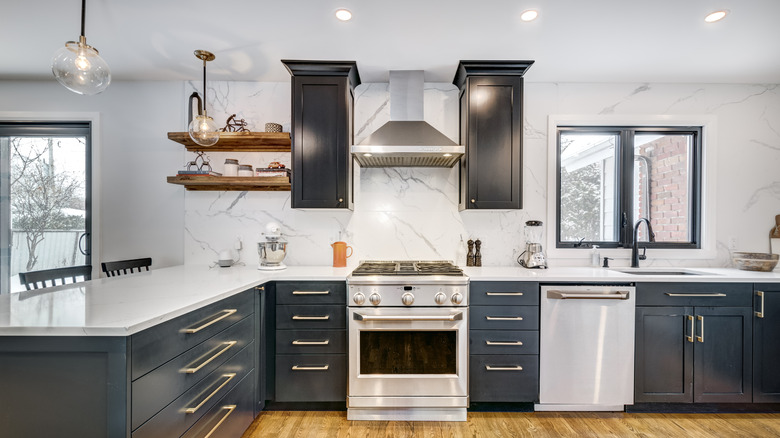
[{"left": 348, "top": 306, "right": 468, "bottom": 403}]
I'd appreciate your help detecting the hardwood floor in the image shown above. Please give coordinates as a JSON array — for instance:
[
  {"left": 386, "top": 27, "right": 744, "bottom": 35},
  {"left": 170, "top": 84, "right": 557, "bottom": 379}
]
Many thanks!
[{"left": 242, "top": 411, "right": 780, "bottom": 437}]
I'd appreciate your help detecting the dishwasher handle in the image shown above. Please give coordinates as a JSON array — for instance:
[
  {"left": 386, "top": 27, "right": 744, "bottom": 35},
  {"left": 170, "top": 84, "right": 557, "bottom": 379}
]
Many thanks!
[{"left": 546, "top": 290, "right": 630, "bottom": 300}]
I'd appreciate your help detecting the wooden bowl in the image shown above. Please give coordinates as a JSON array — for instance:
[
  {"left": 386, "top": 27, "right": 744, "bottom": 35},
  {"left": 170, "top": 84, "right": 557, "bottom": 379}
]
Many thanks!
[{"left": 732, "top": 252, "right": 779, "bottom": 272}]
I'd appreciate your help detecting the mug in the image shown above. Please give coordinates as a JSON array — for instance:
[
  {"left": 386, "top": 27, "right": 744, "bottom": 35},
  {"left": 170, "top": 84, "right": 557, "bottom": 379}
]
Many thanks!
[{"left": 331, "top": 241, "right": 353, "bottom": 267}]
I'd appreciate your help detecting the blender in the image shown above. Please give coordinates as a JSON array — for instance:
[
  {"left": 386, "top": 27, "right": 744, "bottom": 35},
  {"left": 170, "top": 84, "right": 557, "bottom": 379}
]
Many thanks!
[
  {"left": 258, "top": 222, "right": 288, "bottom": 270},
  {"left": 518, "top": 220, "right": 548, "bottom": 269}
]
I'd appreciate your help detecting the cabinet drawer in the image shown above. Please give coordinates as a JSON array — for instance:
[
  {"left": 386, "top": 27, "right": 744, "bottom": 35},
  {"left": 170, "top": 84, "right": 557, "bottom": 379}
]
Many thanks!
[
  {"left": 132, "top": 316, "right": 254, "bottom": 430},
  {"left": 276, "top": 305, "right": 346, "bottom": 329},
  {"left": 181, "top": 370, "right": 255, "bottom": 438},
  {"left": 133, "top": 343, "right": 253, "bottom": 438},
  {"left": 275, "top": 354, "right": 346, "bottom": 402},
  {"left": 470, "top": 354, "right": 539, "bottom": 402},
  {"left": 470, "top": 305, "right": 539, "bottom": 330},
  {"left": 132, "top": 289, "right": 254, "bottom": 380},
  {"left": 470, "top": 330, "right": 539, "bottom": 355},
  {"left": 276, "top": 329, "right": 346, "bottom": 354},
  {"left": 470, "top": 282, "right": 539, "bottom": 306},
  {"left": 276, "top": 281, "right": 346, "bottom": 304},
  {"left": 636, "top": 283, "right": 752, "bottom": 307}
]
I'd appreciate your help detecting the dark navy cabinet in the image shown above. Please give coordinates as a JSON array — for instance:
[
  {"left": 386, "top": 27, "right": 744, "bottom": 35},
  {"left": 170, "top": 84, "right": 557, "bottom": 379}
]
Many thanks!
[
  {"left": 468, "top": 281, "right": 540, "bottom": 402},
  {"left": 634, "top": 283, "right": 753, "bottom": 403},
  {"left": 754, "top": 283, "right": 780, "bottom": 402}
]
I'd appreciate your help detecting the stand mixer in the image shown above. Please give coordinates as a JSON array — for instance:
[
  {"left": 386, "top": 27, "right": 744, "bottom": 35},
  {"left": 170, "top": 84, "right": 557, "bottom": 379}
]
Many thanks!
[{"left": 258, "top": 222, "right": 288, "bottom": 270}]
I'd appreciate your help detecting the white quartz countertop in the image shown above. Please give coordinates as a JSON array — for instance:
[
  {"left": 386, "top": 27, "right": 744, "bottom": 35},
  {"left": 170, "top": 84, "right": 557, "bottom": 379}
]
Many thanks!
[{"left": 2, "top": 264, "right": 778, "bottom": 336}]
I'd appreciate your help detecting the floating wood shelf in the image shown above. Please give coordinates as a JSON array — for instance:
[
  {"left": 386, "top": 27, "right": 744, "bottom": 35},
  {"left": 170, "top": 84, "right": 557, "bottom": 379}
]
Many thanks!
[
  {"left": 166, "top": 175, "right": 291, "bottom": 191},
  {"left": 167, "top": 131, "right": 291, "bottom": 152}
]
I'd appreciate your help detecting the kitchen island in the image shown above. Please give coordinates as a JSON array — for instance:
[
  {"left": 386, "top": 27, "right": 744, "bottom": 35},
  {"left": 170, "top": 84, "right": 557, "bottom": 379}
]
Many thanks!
[{"left": 1, "top": 264, "right": 779, "bottom": 437}]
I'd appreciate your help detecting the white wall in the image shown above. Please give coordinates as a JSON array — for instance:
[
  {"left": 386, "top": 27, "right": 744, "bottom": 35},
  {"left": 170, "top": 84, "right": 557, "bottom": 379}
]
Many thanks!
[
  {"left": 2, "top": 79, "right": 778, "bottom": 270},
  {"left": 0, "top": 80, "right": 186, "bottom": 270}
]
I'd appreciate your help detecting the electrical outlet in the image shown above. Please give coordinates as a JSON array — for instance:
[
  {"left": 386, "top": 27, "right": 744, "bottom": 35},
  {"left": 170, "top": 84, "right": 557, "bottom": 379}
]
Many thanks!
[
  {"left": 728, "top": 236, "right": 738, "bottom": 250},
  {"left": 235, "top": 237, "right": 243, "bottom": 251}
]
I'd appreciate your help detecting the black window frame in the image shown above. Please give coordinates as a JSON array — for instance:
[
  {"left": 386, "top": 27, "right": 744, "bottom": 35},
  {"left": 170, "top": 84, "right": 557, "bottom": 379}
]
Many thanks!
[{"left": 556, "top": 125, "right": 702, "bottom": 250}]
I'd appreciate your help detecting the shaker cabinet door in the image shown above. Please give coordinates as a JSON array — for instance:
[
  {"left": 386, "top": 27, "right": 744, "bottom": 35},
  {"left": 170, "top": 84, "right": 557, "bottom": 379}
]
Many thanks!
[{"left": 754, "top": 287, "right": 780, "bottom": 402}]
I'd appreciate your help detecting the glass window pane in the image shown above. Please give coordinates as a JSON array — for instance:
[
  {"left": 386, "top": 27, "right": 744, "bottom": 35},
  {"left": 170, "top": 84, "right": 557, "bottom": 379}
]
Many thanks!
[
  {"left": 633, "top": 133, "right": 693, "bottom": 243},
  {"left": 559, "top": 132, "right": 618, "bottom": 243}
]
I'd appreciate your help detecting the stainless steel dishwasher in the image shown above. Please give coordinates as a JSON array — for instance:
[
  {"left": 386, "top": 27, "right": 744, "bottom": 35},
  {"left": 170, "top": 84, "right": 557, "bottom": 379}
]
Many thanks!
[{"left": 535, "top": 284, "right": 636, "bottom": 411}]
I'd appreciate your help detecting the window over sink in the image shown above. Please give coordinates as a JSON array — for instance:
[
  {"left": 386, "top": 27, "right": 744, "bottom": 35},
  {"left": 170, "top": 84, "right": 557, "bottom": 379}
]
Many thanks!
[{"left": 555, "top": 125, "right": 702, "bottom": 250}]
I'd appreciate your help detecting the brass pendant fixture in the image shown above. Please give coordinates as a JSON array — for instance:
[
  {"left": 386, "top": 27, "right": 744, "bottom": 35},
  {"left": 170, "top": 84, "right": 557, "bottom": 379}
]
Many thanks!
[{"left": 188, "top": 50, "right": 219, "bottom": 147}]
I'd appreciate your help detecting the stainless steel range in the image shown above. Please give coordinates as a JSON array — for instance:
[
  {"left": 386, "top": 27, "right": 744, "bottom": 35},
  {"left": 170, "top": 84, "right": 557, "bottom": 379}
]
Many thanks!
[{"left": 346, "top": 260, "right": 469, "bottom": 421}]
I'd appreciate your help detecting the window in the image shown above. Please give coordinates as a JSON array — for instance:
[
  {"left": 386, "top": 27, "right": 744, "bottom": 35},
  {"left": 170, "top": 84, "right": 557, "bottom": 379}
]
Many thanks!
[
  {"left": 556, "top": 126, "right": 701, "bottom": 249},
  {"left": 0, "top": 122, "right": 92, "bottom": 293}
]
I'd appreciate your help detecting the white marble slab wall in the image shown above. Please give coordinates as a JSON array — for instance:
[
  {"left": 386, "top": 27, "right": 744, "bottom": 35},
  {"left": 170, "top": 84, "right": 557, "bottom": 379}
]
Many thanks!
[{"left": 183, "top": 81, "right": 779, "bottom": 268}]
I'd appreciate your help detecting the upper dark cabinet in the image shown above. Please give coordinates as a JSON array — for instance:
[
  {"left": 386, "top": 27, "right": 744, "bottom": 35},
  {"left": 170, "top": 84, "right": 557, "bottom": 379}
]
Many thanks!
[
  {"left": 453, "top": 60, "right": 533, "bottom": 210},
  {"left": 282, "top": 60, "right": 360, "bottom": 209}
]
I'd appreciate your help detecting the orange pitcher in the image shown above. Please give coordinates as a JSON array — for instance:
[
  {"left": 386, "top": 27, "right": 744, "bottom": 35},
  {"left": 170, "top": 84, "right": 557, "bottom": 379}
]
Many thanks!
[{"left": 331, "top": 241, "right": 353, "bottom": 267}]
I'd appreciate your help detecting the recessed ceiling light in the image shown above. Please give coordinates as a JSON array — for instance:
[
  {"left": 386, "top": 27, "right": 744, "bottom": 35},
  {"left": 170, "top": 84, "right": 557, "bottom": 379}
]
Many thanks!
[
  {"left": 704, "top": 10, "right": 728, "bottom": 23},
  {"left": 363, "top": 153, "right": 372, "bottom": 157},
  {"left": 443, "top": 153, "right": 453, "bottom": 157},
  {"left": 335, "top": 9, "right": 353, "bottom": 21},
  {"left": 520, "top": 10, "right": 538, "bottom": 22}
]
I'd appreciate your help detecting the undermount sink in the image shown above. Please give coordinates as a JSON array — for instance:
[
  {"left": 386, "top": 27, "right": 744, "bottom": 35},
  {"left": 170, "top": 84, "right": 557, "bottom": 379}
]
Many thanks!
[{"left": 610, "top": 268, "right": 709, "bottom": 276}]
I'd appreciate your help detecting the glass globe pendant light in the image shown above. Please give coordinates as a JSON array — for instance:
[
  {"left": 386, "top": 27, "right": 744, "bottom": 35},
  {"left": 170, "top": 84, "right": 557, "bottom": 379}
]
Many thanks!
[
  {"left": 188, "top": 50, "right": 220, "bottom": 147},
  {"left": 51, "top": 0, "right": 111, "bottom": 95}
]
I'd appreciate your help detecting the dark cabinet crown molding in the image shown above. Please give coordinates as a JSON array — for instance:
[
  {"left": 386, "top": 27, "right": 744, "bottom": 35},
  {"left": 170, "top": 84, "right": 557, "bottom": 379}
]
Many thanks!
[
  {"left": 452, "top": 60, "right": 535, "bottom": 89},
  {"left": 281, "top": 60, "right": 361, "bottom": 89}
]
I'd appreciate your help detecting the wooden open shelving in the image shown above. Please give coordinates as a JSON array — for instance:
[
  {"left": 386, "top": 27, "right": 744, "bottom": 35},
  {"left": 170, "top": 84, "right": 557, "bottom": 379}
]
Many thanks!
[
  {"left": 166, "top": 131, "right": 292, "bottom": 191},
  {"left": 167, "top": 131, "right": 291, "bottom": 152},
  {"left": 166, "top": 175, "right": 291, "bottom": 191}
]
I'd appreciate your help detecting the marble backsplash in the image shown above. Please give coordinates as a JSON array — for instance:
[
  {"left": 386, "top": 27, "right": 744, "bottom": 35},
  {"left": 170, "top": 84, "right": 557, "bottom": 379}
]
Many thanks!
[{"left": 183, "top": 80, "right": 779, "bottom": 269}]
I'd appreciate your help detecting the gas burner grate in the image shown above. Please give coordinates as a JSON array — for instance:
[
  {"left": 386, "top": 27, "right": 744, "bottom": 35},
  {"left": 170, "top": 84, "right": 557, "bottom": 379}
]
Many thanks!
[{"left": 350, "top": 260, "right": 464, "bottom": 276}]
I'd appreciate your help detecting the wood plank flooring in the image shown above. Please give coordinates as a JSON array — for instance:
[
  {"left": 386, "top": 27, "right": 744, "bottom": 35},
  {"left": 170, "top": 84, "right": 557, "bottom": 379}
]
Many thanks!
[{"left": 242, "top": 411, "right": 780, "bottom": 437}]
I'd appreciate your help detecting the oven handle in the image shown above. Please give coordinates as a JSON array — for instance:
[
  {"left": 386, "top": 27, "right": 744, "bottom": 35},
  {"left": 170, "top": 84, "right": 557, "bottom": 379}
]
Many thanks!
[{"left": 353, "top": 312, "right": 464, "bottom": 322}]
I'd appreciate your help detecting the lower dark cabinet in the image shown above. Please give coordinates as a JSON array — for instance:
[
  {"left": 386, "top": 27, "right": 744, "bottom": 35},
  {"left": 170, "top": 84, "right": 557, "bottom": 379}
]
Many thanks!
[
  {"left": 181, "top": 370, "right": 256, "bottom": 438},
  {"left": 275, "top": 354, "right": 347, "bottom": 402},
  {"left": 635, "top": 306, "right": 752, "bottom": 403},
  {"left": 754, "top": 286, "right": 780, "bottom": 402},
  {"left": 469, "top": 355, "right": 539, "bottom": 402}
]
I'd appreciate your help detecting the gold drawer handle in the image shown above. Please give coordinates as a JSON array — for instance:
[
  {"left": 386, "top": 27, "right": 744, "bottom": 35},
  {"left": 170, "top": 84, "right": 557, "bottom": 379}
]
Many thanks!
[
  {"left": 292, "top": 340, "right": 330, "bottom": 345},
  {"left": 485, "top": 365, "right": 523, "bottom": 371},
  {"left": 756, "top": 291, "right": 765, "bottom": 318},
  {"left": 183, "top": 309, "right": 237, "bottom": 334},
  {"left": 292, "top": 315, "right": 330, "bottom": 320},
  {"left": 292, "top": 365, "right": 330, "bottom": 371},
  {"left": 486, "top": 292, "right": 523, "bottom": 296},
  {"left": 687, "top": 315, "right": 694, "bottom": 343},
  {"left": 664, "top": 293, "right": 726, "bottom": 297},
  {"left": 486, "top": 340, "right": 523, "bottom": 346},
  {"left": 255, "top": 286, "right": 265, "bottom": 291},
  {"left": 203, "top": 405, "right": 236, "bottom": 438},
  {"left": 486, "top": 316, "right": 523, "bottom": 321},
  {"left": 185, "top": 373, "right": 236, "bottom": 414},
  {"left": 697, "top": 315, "right": 704, "bottom": 343},
  {"left": 292, "top": 290, "right": 330, "bottom": 295},
  {"left": 183, "top": 341, "right": 237, "bottom": 374}
]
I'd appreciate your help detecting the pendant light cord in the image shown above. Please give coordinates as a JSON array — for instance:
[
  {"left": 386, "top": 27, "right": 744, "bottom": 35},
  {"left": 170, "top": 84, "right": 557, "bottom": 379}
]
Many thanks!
[
  {"left": 202, "top": 59, "right": 208, "bottom": 116},
  {"left": 80, "top": 0, "right": 86, "bottom": 38}
]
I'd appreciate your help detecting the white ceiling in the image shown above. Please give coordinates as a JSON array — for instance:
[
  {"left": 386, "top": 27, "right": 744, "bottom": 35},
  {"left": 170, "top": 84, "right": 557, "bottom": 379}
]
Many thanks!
[{"left": 3, "top": 0, "right": 780, "bottom": 84}]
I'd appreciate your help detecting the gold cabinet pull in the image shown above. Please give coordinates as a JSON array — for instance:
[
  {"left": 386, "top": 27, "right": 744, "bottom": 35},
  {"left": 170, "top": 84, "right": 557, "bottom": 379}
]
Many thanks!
[
  {"left": 255, "top": 286, "right": 265, "bottom": 291},
  {"left": 696, "top": 315, "right": 704, "bottom": 343},
  {"left": 183, "top": 341, "right": 237, "bottom": 374},
  {"left": 203, "top": 405, "right": 236, "bottom": 438},
  {"left": 486, "top": 316, "right": 523, "bottom": 321},
  {"left": 185, "top": 373, "right": 236, "bottom": 414},
  {"left": 292, "top": 290, "right": 330, "bottom": 295},
  {"left": 292, "top": 365, "right": 329, "bottom": 371},
  {"left": 471, "top": 199, "right": 476, "bottom": 204},
  {"left": 486, "top": 292, "right": 523, "bottom": 296},
  {"left": 756, "top": 291, "right": 765, "bottom": 318},
  {"left": 292, "top": 315, "right": 330, "bottom": 320},
  {"left": 183, "top": 309, "right": 237, "bottom": 334},
  {"left": 664, "top": 293, "right": 726, "bottom": 297},
  {"left": 292, "top": 340, "right": 330, "bottom": 345},
  {"left": 486, "top": 340, "right": 523, "bottom": 346},
  {"left": 485, "top": 365, "right": 523, "bottom": 371},
  {"left": 687, "top": 315, "right": 694, "bottom": 343}
]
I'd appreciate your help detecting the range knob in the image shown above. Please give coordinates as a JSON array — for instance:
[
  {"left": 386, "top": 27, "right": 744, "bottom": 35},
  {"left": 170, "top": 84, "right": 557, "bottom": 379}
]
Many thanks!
[
  {"left": 369, "top": 293, "right": 382, "bottom": 306},
  {"left": 353, "top": 292, "right": 366, "bottom": 305},
  {"left": 401, "top": 293, "right": 415, "bottom": 306},
  {"left": 434, "top": 292, "right": 447, "bottom": 305},
  {"left": 451, "top": 292, "right": 463, "bottom": 305}
]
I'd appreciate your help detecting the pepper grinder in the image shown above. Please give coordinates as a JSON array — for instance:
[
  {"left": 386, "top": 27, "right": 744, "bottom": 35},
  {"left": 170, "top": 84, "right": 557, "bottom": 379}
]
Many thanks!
[
  {"left": 474, "top": 239, "right": 482, "bottom": 267},
  {"left": 466, "top": 239, "right": 475, "bottom": 266}
]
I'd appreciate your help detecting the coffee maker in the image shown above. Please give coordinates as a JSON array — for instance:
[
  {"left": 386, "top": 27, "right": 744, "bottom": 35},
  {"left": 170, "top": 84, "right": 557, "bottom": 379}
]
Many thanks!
[{"left": 518, "top": 220, "right": 548, "bottom": 269}]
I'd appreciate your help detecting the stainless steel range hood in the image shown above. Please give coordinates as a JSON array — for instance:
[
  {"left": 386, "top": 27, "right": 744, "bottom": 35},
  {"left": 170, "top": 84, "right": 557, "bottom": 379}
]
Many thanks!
[{"left": 351, "top": 71, "right": 464, "bottom": 168}]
